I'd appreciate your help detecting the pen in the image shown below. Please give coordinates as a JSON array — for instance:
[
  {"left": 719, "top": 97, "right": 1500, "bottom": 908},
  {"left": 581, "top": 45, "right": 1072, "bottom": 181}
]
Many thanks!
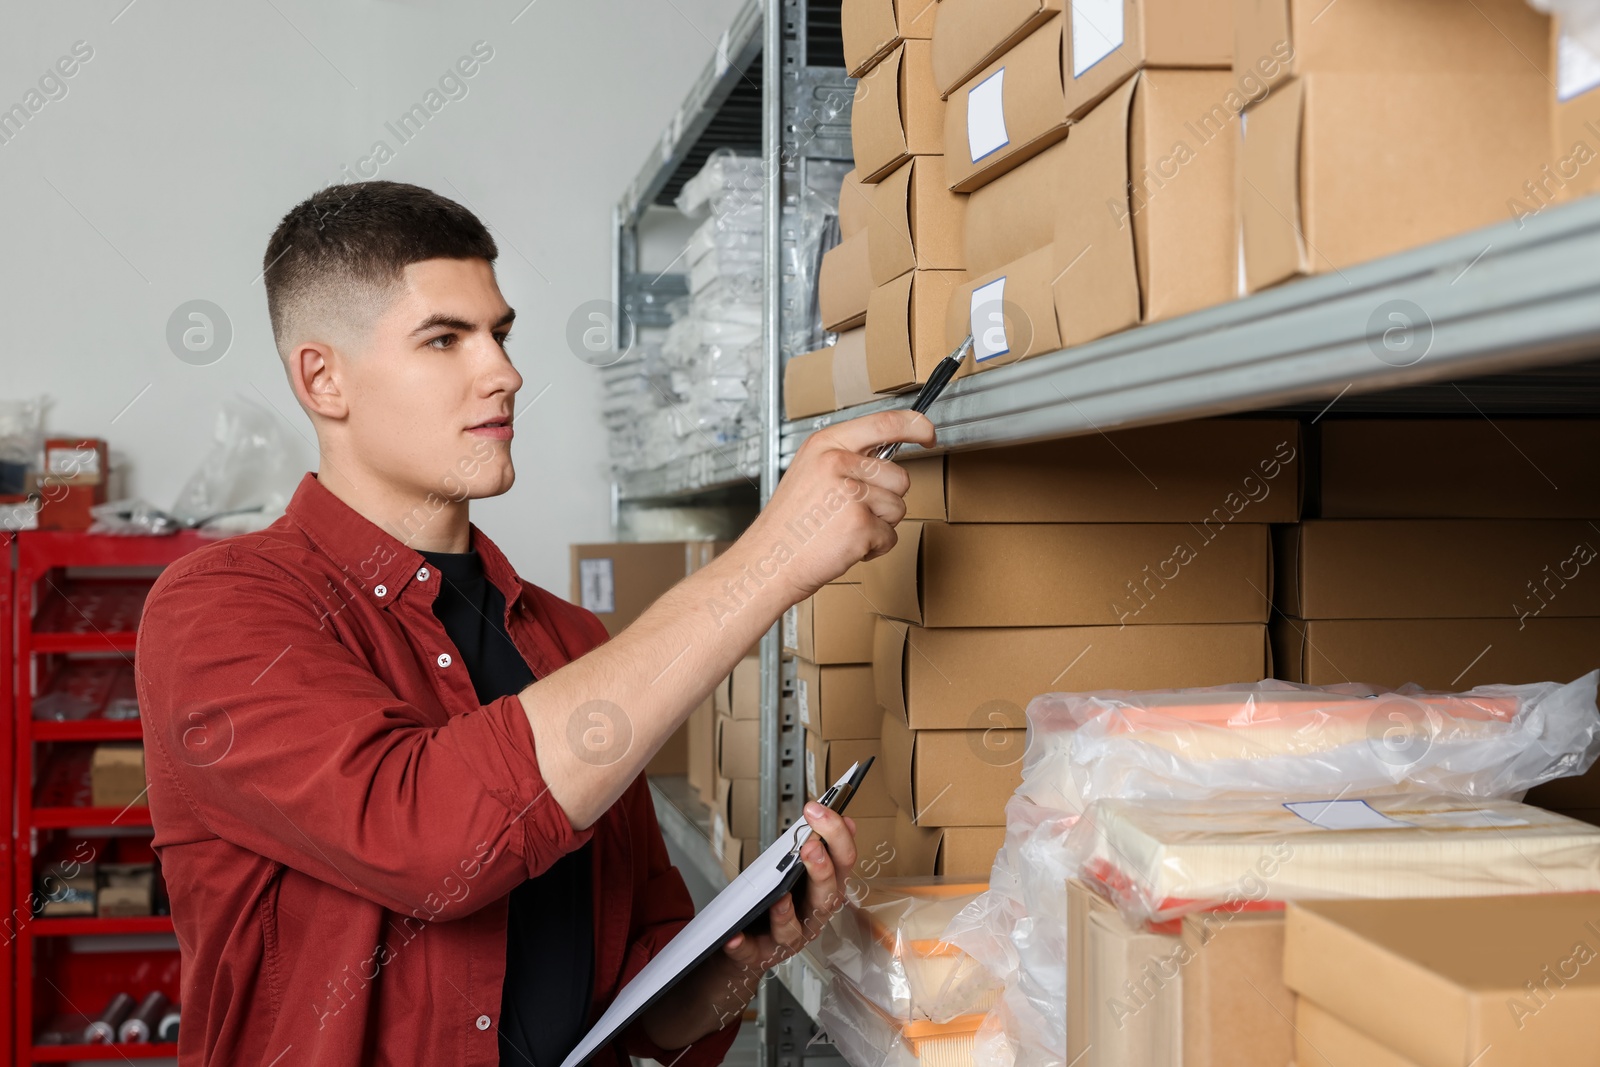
[{"left": 873, "top": 334, "right": 974, "bottom": 462}]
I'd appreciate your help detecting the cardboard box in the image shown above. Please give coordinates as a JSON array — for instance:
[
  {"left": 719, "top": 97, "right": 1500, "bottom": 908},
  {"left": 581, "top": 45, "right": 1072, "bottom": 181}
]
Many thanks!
[
  {"left": 1236, "top": 0, "right": 1553, "bottom": 96},
  {"left": 1317, "top": 419, "right": 1600, "bottom": 519},
  {"left": 844, "top": 0, "right": 939, "bottom": 78},
  {"left": 784, "top": 345, "right": 836, "bottom": 419},
  {"left": 1271, "top": 616, "right": 1600, "bottom": 690},
  {"left": 714, "top": 775, "right": 761, "bottom": 841},
  {"left": 1240, "top": 71, "right": 1552, "bottom": 293},
  {"left": 728, "top": 654, "right": 761, "bottom": 720},
  {"left": 874, "top": 615, "right": 1270, "bottom": 729},
  {"left": 936, "top": 824, "right": 1005, "bottom": 877},
  {"left": 1062, "top": 0, "right": 1232, "bottom": 120},
  {"left": 896, "top": 419, "right": 1302, "bottom": 523},
  {"left": 716, "top": 714, "right": 760, "bottom": 779},
  {"left": 35, "top": 480, "right": 106, "bottom": 532},
  {"left": 839, "top": 167, "right": 873, "bottom": 238},
  {"left": 880, "top": 709, "right": 1023, "bottom": 826},
  {"left": 862, "top": 520, "right": 1272, "bottom": 628},
  {"left": 868, "top": 156, "right": 966, "bottom": 285},
  {"left": 1053, "top": 69, "right": 1238, "bottom": 349},
  {"left": 867, "top": 269, "right": 963, "bottom": 393},
  {"left": 1284, "top": 894, "right": 1600, "bottom": 1067},
  {"left": 1066, "top": 877, "right": 1183, "bottom": 1066},
  {"left": 571, "top": 541, "right": 713, "bottom": 636},
  {"left": 945, "top": 244, "right": 1062, "bottom": 373},
  {"left": 1274, "top": 520, "right": 1600, "bottom": 620},
  {"left": 1554, "top": 33, "right": 1600, "bottom": 203},
  {"left": 97, "top": 862, "right": 154, "bottom": 918},
  {"left": 783, "top": 583, "right": 876, "bottom": 664},
  {"left": 37, "top": 858, "right": 97, "bottom": 917},
  {"left": 963, "top": 137, "right": 1067, "bottom": 278},
  {"left": 1181, "top": 911, "right": 1294, "bottom": 1067},
  {"left": 44, "top": 437, "right": 108, "bottom": 484},
  {"left": 647, "top": 722, "right": 689, "bottom": 778},
  {"left": 1296, "top": 998, "right": 1422, "bottom": 1067},
  {"left": 853, "top": 40, "right": 945, "bottom": 183},
  {"left": 805, "top": 732, "right": 897, "bottom": 817},
  {"left": 687, "top": 696, "right": 715, "bottom": 799},
  {"left": 943, "top": 19, "right": 1071, "bottom": 193},
  {"left": 90, "top": 743, "right": 146, "bottom": 809},
  {"left": 819, "top": 228, "right": 873, "bottom": 331},
  {"left": 794, "top": 660, "right": 878, "bottom": 740},
  {"left": 931, "top": 0, "right": 1062, "bottom": 98},
  {"left": 831, "top": 327, "right": 882, "bottom": 410}
]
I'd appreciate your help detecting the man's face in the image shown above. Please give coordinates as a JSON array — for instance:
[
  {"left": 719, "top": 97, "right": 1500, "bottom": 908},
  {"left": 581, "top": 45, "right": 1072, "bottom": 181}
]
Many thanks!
[{"left": 340, "top": 256, "right": 523, "bottom": 506}]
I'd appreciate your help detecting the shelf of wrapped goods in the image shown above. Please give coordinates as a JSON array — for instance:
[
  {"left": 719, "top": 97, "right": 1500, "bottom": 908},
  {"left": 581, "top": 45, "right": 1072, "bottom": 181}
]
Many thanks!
[
  {"left": 615, "top": 434, "right": 762, "bottom": 502},
  {"left": 617, "top": 0, "right": 764, "bottom": 225},
  {"left": 649, "top": 775, "right": 729, "bottom": 893},
  {"left": 781, "top": 194, "right": 1600, "bottom": 464}
]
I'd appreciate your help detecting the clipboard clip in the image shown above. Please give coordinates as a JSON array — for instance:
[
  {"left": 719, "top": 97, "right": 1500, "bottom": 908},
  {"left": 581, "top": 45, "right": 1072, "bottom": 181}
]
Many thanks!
[{"left": 777, "top": 757, "right": 874, "bottom": 868}]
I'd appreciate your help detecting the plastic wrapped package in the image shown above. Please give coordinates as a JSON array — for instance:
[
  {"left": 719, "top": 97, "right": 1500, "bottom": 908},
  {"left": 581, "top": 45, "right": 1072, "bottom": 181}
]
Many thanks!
[
  {"left": 0, "top": 395, "right": 44, "bottom": 495},
  {"left": 818, "top": 969, "right": 986, "bottom": 1067},
  {"left": 1018, "top": 672, "right": 1600, "bottom": 815},
  {"left": 674, "top": 147, "right": 765, "bottom": 217},
  {"left": 1070, "top": 793, "right": 1600, "bottom": 928},
  {"left": 819, "top": 879, "right": 1001, "bottom": 1024}
]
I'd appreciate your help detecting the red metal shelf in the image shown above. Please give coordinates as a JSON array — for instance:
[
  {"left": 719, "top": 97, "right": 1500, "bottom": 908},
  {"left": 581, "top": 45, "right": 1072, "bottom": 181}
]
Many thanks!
[
  {"left": 28, "top": 581, "right": 149, "bottom": 654},
  {"left": 30, "top": 915, "right": 173, "bottom": 937},
  {"left": 30, "top": 658, "right": 142, "bottom": 742},
  {"left": 31, "top": 1041, "right": 179, "bottom": 1062}
]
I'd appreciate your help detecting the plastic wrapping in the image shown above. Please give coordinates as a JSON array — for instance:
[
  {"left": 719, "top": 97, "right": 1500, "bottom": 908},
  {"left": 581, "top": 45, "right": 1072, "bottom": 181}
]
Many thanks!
[
  {"left": 167, "top": 395, "right": 299, "bottom": 533},
  {"left": 819, "top": 878, "right": 1001, "bottom": 1024},
  {"left": 1069, "top": 792, "right": 1600, "bottom": 927},
  {"left": 674, "top": 148, "right": 766, "bottom": 217},
  {"left": 818, "top": 969, "right": 985, "bottom": 1067},
  {"left": 0, "top": 396, "right": 45, "bottom": 496},
  {"left": 1018, "top": 672, "right": 1600, "bottom": 814}
]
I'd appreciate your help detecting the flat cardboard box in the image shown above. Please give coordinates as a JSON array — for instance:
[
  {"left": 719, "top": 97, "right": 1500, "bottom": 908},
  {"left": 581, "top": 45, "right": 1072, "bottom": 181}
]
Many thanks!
[
  {"left": 1240, "top": 71, "right": 1552, "bottom": 293},
  {"left": 819, "top": 228, "right": 873, "bottom": 331},
  {"left": 1236, "top": 0, "right": 1554, "bottom": 96},
  {"left": 867, "top": 269, "right": 962, "bottom": 393},
  {"left": 714, "top": 775, "right": 761, "bottom": 840},
  {"left": 1317, "top": 419, "right": 1600, "bottom": 519},
  {"left": 1284, "top": 895, "right": 1600, "bottom": 1067},
  {"left": 867, "top": 156, "right": 966, "bottom": 285},
  {"left": 880, "top": 709, "right": 1023, "bottom": 826},
  {"left": 843, "top": 0, "right": 939, "bottom": 79},
  {"left": 805, "top": 732, "right": 897, "bottom": 817},
  {"left": 687, "top": 696, "right": 715, "bottom": 799},
  {"left": 943, "top": 19, "right": 1071, "bottom": 193},
  {"left": 783, "top": 583, "right": 876, "bottom": 664},
  {"left": 838, "top": 168, "right": 873, "bottom": 238},
  {"left": 716, "top": 714, "right": 761, "bottom": 779},
  {"left": 1065, "top": 875, "right": 1184, "bottom": 1065},
  {"left": 1296, "top": 998, "right": 1422, "bottom": 1067},
  {"left": 1275, "top": 520, "right": 1600, "bottom": 620},
  {"left": 853, "top": 41, "right": 945, "bottom": 183},
  {"left": 945, "top": 244, "right": 1063, "bottom": 374},
  {"left": 931, "top": 0, "right": 1062, "bottom": 98},
  {"left": 1271, "top": 616, "right": 1600, "bottom": 690},
  {"left": 898, "top": 419, "right": 1302, "bottom": 523},
  {"left": 1181, "top": 911, "right": 1295, "bottom": 1067},
  {"left": 784, "top": 345, "right": 836, "bottom": 419},
  {"left": 963, "top": 137, "right": 1067, "bottom": 278},
  {"left": 728, "top": 654, "right": 761, "bottom": 720},
  {"left": 90, "top": 743, "right": 146, "bottom": 809},
  {"left": 794, "top": 660, "right": 879, "bottom": 740},
  {"left": 874, "top": 615, "right": 1270, "bottom": 728},
  {"left": 1053, "top": 69, "right": 1238, "bottom": 349},
  {"left": 862, "top": 520, "right": 1272, "bottom": 628},
  {"left": 1554, "top": 34, "right": 1600, "bottom": 203},
  {"left": 571, "top": 541, "right": 710, "bottom": 636},
  {"left": 1062, "top": 0, "right": 1233, "bottom": 120}
]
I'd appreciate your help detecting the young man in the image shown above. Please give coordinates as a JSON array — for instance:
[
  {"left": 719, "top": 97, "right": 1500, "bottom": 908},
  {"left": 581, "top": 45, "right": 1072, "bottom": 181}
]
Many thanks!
[{"left": 134, "top": 180, "right": 933, "bottom": 1067}]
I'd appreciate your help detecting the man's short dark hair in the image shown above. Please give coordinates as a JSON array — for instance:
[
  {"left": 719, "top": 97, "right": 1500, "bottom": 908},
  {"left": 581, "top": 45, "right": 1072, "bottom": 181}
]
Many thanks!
[{"left": 262, "top": 180, "right": 498, "bottom": 359}]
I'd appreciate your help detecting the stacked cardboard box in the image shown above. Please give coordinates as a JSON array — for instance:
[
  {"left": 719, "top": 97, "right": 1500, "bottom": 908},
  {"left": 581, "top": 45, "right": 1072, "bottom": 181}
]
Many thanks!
[
  {"left": 1548, "top": 29, "right": 1600, "bottom": 208},
  {"left": 710, "top": 651, "right": 763, "bottom": 878},
  {"left": 1237, "top": 0, "right": 1555, "bottom": 293}
]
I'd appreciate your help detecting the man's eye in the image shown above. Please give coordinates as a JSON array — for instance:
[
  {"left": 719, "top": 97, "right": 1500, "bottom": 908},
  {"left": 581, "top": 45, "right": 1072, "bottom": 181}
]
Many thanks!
[
  {"left": 496, "top": 333, "right": 513, "bottom": 349},
  {"left": 429, "top": 334, "right": 455, "bottom": 349}
]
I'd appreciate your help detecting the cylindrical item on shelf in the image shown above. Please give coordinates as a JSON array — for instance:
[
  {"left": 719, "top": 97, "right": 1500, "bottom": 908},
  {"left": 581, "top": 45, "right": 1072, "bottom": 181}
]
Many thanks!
[
  {"left": 157, "top": 1006, "right": 181, "bottom": 1043},
  {"left": 119, "top": 991, "right": 169, "bottom": 1043},
  {"left": 84, "top": 991, "right": 135, "bottom": 1043}
]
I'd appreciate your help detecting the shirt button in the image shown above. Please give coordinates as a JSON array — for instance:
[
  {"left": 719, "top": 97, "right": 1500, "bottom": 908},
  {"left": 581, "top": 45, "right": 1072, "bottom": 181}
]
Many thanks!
[
  {"left": 475, "top": 1015, "right": 491, "bottom": 1031},
  {"left": 437, "top": 653, "right": 452, "bottom": 668},
  {"left": 417, "top": 567, "right": 430, "bottom": 581},
  {"left": 374, "top": 584, "right": 387, "bottom": 598}
]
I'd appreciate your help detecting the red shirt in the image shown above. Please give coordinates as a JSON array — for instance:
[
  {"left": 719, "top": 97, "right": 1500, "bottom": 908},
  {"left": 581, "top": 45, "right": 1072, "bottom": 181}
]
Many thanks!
[{"left": 135, "top": 471, "right": 741, "bottom": 1067}]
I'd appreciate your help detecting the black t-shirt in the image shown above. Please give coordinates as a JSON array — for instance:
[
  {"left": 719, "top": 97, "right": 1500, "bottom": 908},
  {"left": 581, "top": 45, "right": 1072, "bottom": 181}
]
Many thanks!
[{"left": 418, "top": 540, "right": 594, "bottom": 1067}]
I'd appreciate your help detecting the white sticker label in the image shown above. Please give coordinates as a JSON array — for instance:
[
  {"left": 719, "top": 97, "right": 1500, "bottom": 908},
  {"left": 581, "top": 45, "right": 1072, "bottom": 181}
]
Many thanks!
[
  {"left": 806, "top": 749, "right": 818, "bottom": 797},
  {"left": 797, "top": 679, "right": 812, "bottom": 726},
  {"left": 1284, "top": 799, "right": 1414, "bottom": 831},
  {"left": 47, "top": 445, "right": 101, "bottom": 477},
  {"left": 1072, "top": 0, "right": 1125, "bottom": 79},
  {"left": 971, "top": 277, "right": 1010, "bottom": 361},
  {"left": 578, "top": 558, "right": 615, "bottom": 613},
  {"left": 711, "top": 811, "right": 726, "bottom": 856},
  {"left": 1559, "top": 32, "right": 1600, "bottom": 102},
  {"left": 966, "top": 68, "right": 1009, "bottom": 163},
  {"left": 783, "top": 605, "right": 798, "bottom": 650}
]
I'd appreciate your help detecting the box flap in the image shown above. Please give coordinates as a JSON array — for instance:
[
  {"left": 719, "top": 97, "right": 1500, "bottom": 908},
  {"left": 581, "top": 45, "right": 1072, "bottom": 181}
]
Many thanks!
[
  {"left": 1239, "top": 75, "right": 1307, "bottom": 293},
  {"left": 784, "top": 345, "right": 837, "bottom": 419},
  {"left": 832, "top": 327, "right": 878, "bottom": 409},
  {"left": 852, "top": 46, "right": 911, "bottom": 181},
  {"left": 944, "top": 19, "right": 1072, "bottom": 193},
  {"left": 838, "top": 167, "right": 873, "bottom": 238},
  {"left": 908, "top": 156, "right": 966, "bottom": 271},
  {"left": 948, "top": 244, "right": 1065, "bottom": 373},
  {"left": 868, "top": 157, "right": 918, "bottom": 285},
  {"left": 820, "top": 228, "right": 873, "bottom": 331},
  {"left": 866, "top": 270, "right": 921, "bottom": 393},
  {"left": 843, "top": 0, "right": 920, "bottom": 78},
  {"left": 1294, "top": 998, "right": 1421, "bottom": 1067},
  {"left": 1143, "top": 0, "right": 1232, "bottom": 67},
  {"left": 931, "top": 0, "right": 1061, "bottom": 97},
  {"left": 880, "top": 707, "right": 917, "bottom": 814},
  {"left": 965, "top": 136, "right": 1070, "bottom": 277},
  {"left": 901, "top": 454, "right": 947, "bottom": 520},
  {"left": 863, "top": 519, "right": 927, "bottom": 624},
  {"left": 935, "top": 825, "right": 1007, "bottom": 876},
  {"left": 872, "top": 614, "right": 910, "bottom": 721}
]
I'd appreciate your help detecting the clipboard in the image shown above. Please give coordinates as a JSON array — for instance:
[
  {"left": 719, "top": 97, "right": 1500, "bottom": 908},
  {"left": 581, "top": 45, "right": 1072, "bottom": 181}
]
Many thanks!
[{"left": 558, "top": 758, "right": 874, "bottom": 1067}]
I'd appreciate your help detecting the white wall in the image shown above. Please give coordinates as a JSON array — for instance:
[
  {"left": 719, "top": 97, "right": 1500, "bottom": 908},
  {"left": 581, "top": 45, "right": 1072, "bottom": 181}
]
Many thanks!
[{"left": 0, "top": 0, "right": 745, "bottom": 595}]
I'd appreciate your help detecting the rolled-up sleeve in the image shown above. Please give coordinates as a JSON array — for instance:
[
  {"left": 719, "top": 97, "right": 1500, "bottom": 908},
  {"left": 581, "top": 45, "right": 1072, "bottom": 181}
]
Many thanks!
[{"left": 137, "top": 557, "right": 589, "bottom": 921}]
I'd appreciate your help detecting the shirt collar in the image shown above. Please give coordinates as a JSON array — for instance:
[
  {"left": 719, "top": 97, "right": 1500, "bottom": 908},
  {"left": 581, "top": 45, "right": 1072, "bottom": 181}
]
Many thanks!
[{"left": 284, "top": 472, "right": 526, "bottom": 614}]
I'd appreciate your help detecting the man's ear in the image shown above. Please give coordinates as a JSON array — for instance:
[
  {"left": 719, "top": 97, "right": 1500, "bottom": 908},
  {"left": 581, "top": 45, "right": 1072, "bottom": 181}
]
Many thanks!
[{"left": 289, "top": 339, "right": 349, "bottom": 422}]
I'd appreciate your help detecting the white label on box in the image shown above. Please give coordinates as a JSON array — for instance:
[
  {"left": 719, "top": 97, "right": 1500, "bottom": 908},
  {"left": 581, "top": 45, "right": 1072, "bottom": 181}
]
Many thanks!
[
  {"left": 966, "top": 68, "right": 1009, "bottom": 163},
  {"left": 806, "top": 749, "right": 818, "bottom": 798},
  {"left": 1071, "top": 0, "right": 1124, "bottom": 78},
  {"left": 1559, "top": 32, "right": 1600, "bottom": 102},
  {"left": 578, "top": 558, "right": 615, "bottom": 614},
  {"left": 711, "top": 812, "right": 726, "bottom": 856},
  {"left": 783, "top": 605, "right": 798, "bottom": 650},
  {"left": 971, "top": 277, "right": 1010, "bottom": 361},
  {"left": 47, "top": 445, "right": 101, "bottom": 477},
  {"left": 1284, "top": 799, "right": 1414, "bottom": 831},
  {"left": 796, "top": 678, "right": 812, "bottom": 726}
]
